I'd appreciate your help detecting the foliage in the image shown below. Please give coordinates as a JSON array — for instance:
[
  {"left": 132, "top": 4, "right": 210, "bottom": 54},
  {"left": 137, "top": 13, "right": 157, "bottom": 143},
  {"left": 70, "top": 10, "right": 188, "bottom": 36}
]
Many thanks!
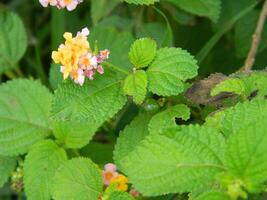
[{"left": 1, "top": 0, "right": 267, "bottom": 200}]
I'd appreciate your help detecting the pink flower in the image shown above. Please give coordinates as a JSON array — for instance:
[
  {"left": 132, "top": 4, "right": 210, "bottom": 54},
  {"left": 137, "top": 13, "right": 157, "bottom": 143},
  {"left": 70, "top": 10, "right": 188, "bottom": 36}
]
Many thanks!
[
  {"left": 102, "top": 163, "right": 118, "bottom": 186},
  {"left": 129, "top": 189, "right": 140, "bottom": 198}
]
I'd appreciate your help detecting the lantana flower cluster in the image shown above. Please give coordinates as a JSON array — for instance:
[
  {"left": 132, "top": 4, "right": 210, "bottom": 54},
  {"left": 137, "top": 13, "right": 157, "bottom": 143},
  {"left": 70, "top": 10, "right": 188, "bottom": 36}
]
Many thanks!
[
  {"left": 39, "top": 0, "right": 83, "bottom": 11},
  {"left": 102, "top": 163, "right": 140, "bottom": 197},
  {"left": 52, "top": 28, "right": 110, "bottom": 86}
]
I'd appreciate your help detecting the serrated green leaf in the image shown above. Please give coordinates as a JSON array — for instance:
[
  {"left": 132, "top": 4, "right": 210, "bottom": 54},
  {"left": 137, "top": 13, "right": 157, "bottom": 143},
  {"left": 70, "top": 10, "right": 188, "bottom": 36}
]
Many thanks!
[
  {"left": 166, "top": 0, "right": 221, "bottom": 23},
  {"left": 103, "top": 185, "right": 134, "bottom": 200},
  {"left": 128, "top": 38, "right": 157, "bottom": 68},
  {"left": 114, "top": 113, "right": 152, "bottom": 170},
  {"left": 148, "top": 104, "right": 190, "bottom": 135},
  {"left": 0, "top": 79, "right": 52, "bottom": 156},
  {"left": 24, "top": 140, "right": 67, "bottom": 200},
  {"left": 121, "top": 125, "right": 226, "bottom": 196},
  {"left": 0, "top": 156, "right": 16, "bottom": 187},
  {"left": 89, "top": 27, "right": 134, "bottom": 71},
  {"left": 147, "top": 48, "right": 198, "bottom": 96},
  {"left": 123, "top": 0, "right": 159, "bottom": 5},
  {"left": 205, "top": 99, "right": 267, "bottom": 138},
  {"left": 211, "top": 72, "right": 267, "bottom": 99},
  {"left": 52, "top": 69, "right": 127, "bottom": 148},
  {"left": 123, "top": 70, "right": 147, "bottom": 104},
  {"left": 211, "top": 78, "right": 245, "bottom": 96},
  {"left": 51, "top": 158, "right": 102, "bottom": 200},
  {"left": 194, "top": 191, "right": 231, "bottom": 200},
  {"left": 0, "top": 10, "right": 27, "bottom": 74},
  {"left": 225, "top": 120, "right": 267, "bottom": 191}
]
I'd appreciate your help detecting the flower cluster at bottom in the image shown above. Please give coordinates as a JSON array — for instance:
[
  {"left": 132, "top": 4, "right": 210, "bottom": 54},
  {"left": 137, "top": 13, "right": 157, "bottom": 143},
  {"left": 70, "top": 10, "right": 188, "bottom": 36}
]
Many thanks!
[
  {"left": 52, "top": 27, "right": 110, "bottom": 86},
  {"left": 102, "top": 163, "right": 139, "bottom": 197},
  {"left": 39, "top": 0, "right": 83, "bottom": 11}
]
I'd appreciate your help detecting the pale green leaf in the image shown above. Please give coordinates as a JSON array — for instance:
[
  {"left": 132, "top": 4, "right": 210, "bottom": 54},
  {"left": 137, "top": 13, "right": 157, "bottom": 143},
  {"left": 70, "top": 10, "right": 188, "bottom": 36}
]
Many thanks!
[
  {"left": 114, "top": 113, "right": 152, "bottom": 170},
  {"left": 148, "top": 104, "right": 190, "bottom": 135},
  {"left": 0, "top": 79, "right": 52, "bottom": 156},
  {"left": 128, "top": 38, "right": 157, "bottom": 68},
  {"left": 123, "top": 0, "right": 159, "bottom": 5},
  {"left": 147, "top": 48, "right": 198, "bottom": 96},
  {"left": 89, "top": 27, "right": 134, "bottom": 71},
  {"left": 0, "top": 156, "right": 16, "bottom": 187},
  {"left": 211, "top": 72, "right": 267, "bottom": 99},
  {"left": 194, "top": 191, "right": 231, "bottom": 200},
  {"left": 123, "top": 70, "right": 147, "bottom": 104},
  {"left": 24, "top": 140, "right": 67, "bottom": 200},
  {"left": 225, "top": 120, "right": 267, "bottom": 191},
  {"left": 121, "top": 125, "right": 226, "bottom": 196},
  {"left": 205, "top": 99, "right": 267, "bottom": 138},
  {"left": 0, "top": 10, "right": 27, "bottom": 74},
  {"left": 51, "top": 158, "right": 102, "bottom": 200},
  {"left": 107, "top": 191, "right": 134, "bottom": 200},
  {"left": 52, "top": 69, "right": 127, "bottom": 148},
  {"left": 211, "top": 78, "right": 245, "bottom": 96},
  {"left": 166, "top": 0, "right": 221, "bottom": 23}
]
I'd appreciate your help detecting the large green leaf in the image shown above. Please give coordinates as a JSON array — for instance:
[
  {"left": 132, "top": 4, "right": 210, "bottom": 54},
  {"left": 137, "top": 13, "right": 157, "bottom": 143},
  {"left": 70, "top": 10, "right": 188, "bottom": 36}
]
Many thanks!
[
  {"left": 0, "top": 10, "right": 27, "bottom": 74},
  {"left": 52, "top": 69, "right": 127, "bottom": 148},
  {"left": 89, "top": 27, "right": 134, "bottom": 71},
  {"left": 148, "top": 104, "right": 190, "bottom": 135},
  {"left": 123, "top": 0, "right": 159, "bottom": 5},
  {"left": 51, "top": 158, "right": 103, "bottom": 200},
  {"left": 225, "top": 120, "right": 267, "bottom": 191},
  {"left": 194, "top": 191, "right": 231, "bottom": 200},
  {"left": 103, "top": 186, "right": 134, "bottom": 200},
  {"left": 205, "top": 99, "right": 267, "bottom": 137},
  {"left": 0, "top": 79, "right": 52, "bottom": 156},
  {"left": 0, "top": 156, "right": 16, "bottom": 187},
  {"left": 123, "top": 70, "right": 148, "bottom": 104},
  {"left": 24, "top": 140, "right": 67, "bottom": 200},
  {"left": 114, "top": 113, "right": 152, "bottom": 170},
  {"left": 166, "top": 0, "right": 221, "bottom": 23},
  {"left": 147, "top": 48, "right": 198, "bottom": 96},
  {"left": 121, "top": 125, "right": 226, "bottom": 196},
  {"left": 128, "top": 38, "right": 157, "bottom": 69}
]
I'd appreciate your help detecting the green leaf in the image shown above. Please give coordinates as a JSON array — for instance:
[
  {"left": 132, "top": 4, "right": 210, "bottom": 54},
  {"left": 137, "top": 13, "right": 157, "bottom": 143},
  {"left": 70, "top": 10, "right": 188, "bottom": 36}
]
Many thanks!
[
  {"left": 114, "top": 113, "right": 152, "bottom": 170},
  {"left": 24, "top": 140, "right": 67, "bottom": 200},
  {"left": 195, "top": 191, "right": 231, "bottom": 200},
  {"left": 235, "top": 10, "right": 267, "bottom": 58},
  {"left": 148, "top": 104, "right": 190, "bottom": 135},
  {"left": 0, "top": 10, "right": 27, "bottom": 74},
  {"left": 123, "top": 70, "right": 148, "bottom": 104},
  {"left": 211, "top": 78, "right": 245, "bottom": 96},
  {"left": 80, "top": 142, "right": 114, "bottom": 166},
  {"left": 49, "top": 63, "right": 63, "bottom": 90},
  {"left": 147, "top": 48, "right": 198, "bottom": 96},
  {"left": 0, "top": 79, "right": 52, "bottom": 156},
  {"left": 103, "top": 185, "right": 134, "bottom": 200},
  {"left": 89, "top": 27, "right": 134, "bottom": 71},
  {"left": 211, "top": 72, "right": 267, "bottom": 99},
  {"left": 205, "top": 99, "right": 267, "bottom": 138},
  {"left": 51, "top": 158, "right": 102, "bottom": 200},
  {"left": 166, "top": 0, "right": 221, "bottom": 23},
  {"left": 52, "top": 69, "right": 127, "bottom": 148},
  {"left": 225, "top": 120, "right": 267, "bottom": 191},
  {"left": 91, "top": 0, "right": 120, "bottom": 25},
  {"left": 121, "top": 125, "right": 226, "bottom": 196},
  {"left": 128, "top": 38, "right": 157, "bottom": 69},
  {"left": 0, "top": 156, "right": 16, "bottom": 187},
  {"left": 123, "top": 0, "right": 159, "bottom": 5}
]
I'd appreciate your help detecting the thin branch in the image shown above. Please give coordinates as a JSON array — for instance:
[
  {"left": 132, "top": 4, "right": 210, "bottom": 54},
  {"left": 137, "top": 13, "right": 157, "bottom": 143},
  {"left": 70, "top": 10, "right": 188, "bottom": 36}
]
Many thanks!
[{"left": 242, "top": 0, "right": 267, "bottom": 71}]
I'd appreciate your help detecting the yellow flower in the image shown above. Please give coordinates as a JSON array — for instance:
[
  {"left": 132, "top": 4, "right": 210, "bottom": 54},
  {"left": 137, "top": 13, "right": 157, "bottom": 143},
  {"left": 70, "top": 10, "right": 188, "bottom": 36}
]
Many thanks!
[{"left": 110, "top": 174, "right": 128, "bottom": 192}]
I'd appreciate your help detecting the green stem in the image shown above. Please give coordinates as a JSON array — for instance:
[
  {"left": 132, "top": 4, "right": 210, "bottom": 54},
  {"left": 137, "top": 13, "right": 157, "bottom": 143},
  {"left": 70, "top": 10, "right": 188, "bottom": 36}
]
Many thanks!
[
  {"left": 35, "top": 44, "right": 48, "bottom": 85},
  {"left": 72, "top": 149, "right": 80, "bottom": 157},
  {"left": 196, "top": 1, "right": 260, "bottom": 64},
  {"left": 103, "top": 62, "right": 129, "bottom": 75},
  {"left": 4, "top": 71, "right": 17, "bottom": 79}
]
